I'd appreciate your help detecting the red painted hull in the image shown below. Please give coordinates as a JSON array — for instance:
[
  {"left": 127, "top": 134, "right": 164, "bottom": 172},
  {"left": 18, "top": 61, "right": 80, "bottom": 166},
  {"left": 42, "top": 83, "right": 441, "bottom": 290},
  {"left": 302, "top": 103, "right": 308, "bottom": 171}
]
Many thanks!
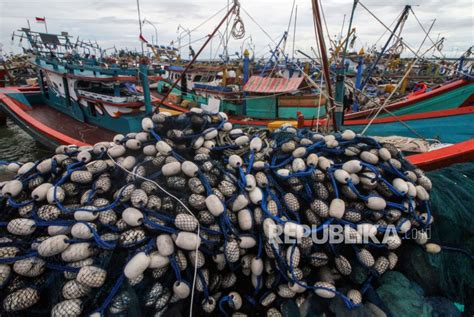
[{"left": 407, "top": 139, "right": 474, "bottom": 170}]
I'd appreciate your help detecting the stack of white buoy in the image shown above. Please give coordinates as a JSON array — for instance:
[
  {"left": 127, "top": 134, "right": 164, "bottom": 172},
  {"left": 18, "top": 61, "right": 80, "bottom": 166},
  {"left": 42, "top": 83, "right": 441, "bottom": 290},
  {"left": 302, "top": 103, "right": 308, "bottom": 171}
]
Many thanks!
[{"left": 0, "top": 110, "right": 439, "bottom": 316}]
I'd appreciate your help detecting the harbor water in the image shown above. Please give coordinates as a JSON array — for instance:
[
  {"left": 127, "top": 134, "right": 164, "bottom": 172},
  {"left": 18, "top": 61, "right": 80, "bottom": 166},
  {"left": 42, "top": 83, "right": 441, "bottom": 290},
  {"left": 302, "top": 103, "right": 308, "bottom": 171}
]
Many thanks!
[{"left": 0, "top": 118, "right": 49, "bottom": 180}]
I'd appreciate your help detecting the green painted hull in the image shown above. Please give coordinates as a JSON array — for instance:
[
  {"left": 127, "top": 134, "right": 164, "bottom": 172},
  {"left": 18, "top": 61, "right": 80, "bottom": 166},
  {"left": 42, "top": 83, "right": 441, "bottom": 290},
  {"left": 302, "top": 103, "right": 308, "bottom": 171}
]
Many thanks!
[
  {"left": 157, "top": 81, "right": 327, "bottom": 119},
  {"left": 278, "top": 106, "right": 326, "bottom": 119},
  {"left": 379, "top": 82, "right": 474, "bottom": 118}
]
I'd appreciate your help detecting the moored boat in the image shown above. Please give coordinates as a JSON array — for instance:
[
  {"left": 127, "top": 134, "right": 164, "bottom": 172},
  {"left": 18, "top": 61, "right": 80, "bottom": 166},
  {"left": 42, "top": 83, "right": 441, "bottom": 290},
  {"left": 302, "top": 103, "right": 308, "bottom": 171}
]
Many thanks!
[
  {"left": 12, "top": 29, "right": 167, "bottom": 134},
  {"left": 345, "top": 78, "right": 474, "bottom": 120}
]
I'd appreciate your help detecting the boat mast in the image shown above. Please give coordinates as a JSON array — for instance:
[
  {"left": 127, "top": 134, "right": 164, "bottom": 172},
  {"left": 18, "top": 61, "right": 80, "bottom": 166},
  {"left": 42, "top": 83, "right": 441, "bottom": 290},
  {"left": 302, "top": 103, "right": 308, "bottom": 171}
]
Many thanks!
[
  {"left": 311, "top": 0, "right": 336, "bottom": 130},
  {"left": 136, "top": 0, "right": 144, "bottom": 55},
  {"left": 292, "top": 5, "right": 298, "bottom": 61},
  {"left": 335, "top": 0, "right": 358, "bottom": 128},
  {"left": 359, "top": 5, "right": 411, "bottom": 91},
  {"left": 154, "top": 2, "right": 237, "bottom": 113}
]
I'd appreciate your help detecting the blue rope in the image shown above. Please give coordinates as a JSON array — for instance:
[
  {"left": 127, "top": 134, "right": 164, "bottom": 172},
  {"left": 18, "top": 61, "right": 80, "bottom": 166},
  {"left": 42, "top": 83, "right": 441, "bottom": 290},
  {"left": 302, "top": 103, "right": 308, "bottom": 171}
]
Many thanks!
[
  {"left": 247, "top": 151, "right": 256, "bottom": 175},
  {"left": 238, "top": 167, "right": 247, "bottom": 188},
  {"left": 347, "top": 180, "right": 368, "bottom": 201},
  {"left": 218, "top": 295, "right": 232, "bottom": 317},
  {"left": 440, "top": 246, "right": 474, "bottom": 261},
  {"left": 327, "top": 168, "right": 340, "bottom": 199},
  {"left": 378, "top": 178, "right": 405, "bottom": 197},
  {"left": 197, "top": 171, "right": 213, "bottom": 196},
  {"left": 96, "top": 274, "right": 125, "bottom": 315},
  {"left": 197, "top": 269, "right": 210, "bottom": 300},
  {"left": 150, "top": 129, "right": 162, "bottom": 141},
  {"left": 7, "top": 198, "right": 34, "bottom": 208},
  {"left": 169, "top": 255, "right": 182, "bottom": 281},
  {"left": 0, "top": 251, "right": 38, "bottom": 264},
  {"left": 84, "top": 222, "right": 117, "bottom": 249},
  {"left": 276, "top": 167, "right": 315, "bottom": 180},
  {"left": 142, "top": 217, "right": 177, "bottom": 234},
  {"left": 46, "top": 263, "right": 80, "bottom": 273}
]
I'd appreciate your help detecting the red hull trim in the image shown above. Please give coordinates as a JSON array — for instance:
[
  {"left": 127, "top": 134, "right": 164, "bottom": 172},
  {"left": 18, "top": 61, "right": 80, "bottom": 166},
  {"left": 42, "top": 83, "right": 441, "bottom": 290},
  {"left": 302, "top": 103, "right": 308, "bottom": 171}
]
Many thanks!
[
  {"left": 1, "top": 88, "right": 473, "bottom": 171},
  {"left": 407, "top": 139, "right": 474, "bottom": 171},
  {"left": 0, "top": 93, "right": 89, "bottom": 146},
  {"left": 78, "top": 96, "right": 144, "bottom": 108},
  {"left": 345, "top": 79, "right": 473, "bottom": 120},
  {"left": 344, "top": 106, "right": 474, "bottom": 125}
]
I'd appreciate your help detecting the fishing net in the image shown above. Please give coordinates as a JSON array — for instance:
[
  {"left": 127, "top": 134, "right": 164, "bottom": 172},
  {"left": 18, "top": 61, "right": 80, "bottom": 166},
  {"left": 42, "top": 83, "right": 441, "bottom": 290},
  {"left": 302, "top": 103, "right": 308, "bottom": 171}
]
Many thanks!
[
  {"left": 304, "top": 163, "right": 474, "bottom": 317},
  {"left": 396, "top": 163, "right": 474, "bottom": 316},
  {"left": 296, "top": 163, "right": 474, "bottom": 317},
  {"left": 0, "top": 110, "right": 469, "bottom": 316}
]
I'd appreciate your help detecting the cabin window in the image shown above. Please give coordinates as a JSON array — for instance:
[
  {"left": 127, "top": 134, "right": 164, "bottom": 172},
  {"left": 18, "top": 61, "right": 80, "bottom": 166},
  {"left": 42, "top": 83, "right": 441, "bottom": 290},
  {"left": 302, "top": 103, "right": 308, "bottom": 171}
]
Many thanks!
[
  {"left": 89, "top": 102, "right": 97, "bottom": 116},
  {"left": 194, "top": 75, "right": 202, "bottom": 82},
  {"left": 77, "top": 81, "right": 91, "bottom": 89}
]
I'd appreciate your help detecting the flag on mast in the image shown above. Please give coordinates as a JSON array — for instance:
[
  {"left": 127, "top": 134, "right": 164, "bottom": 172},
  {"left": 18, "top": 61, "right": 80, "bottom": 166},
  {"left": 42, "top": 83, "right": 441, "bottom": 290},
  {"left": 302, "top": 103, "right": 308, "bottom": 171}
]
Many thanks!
[
  {"left": 35, "top": 16, "right": 48, "bottom": 33},
  {"left": 139, "top": 34, "right": 149, "bottom": 44}
]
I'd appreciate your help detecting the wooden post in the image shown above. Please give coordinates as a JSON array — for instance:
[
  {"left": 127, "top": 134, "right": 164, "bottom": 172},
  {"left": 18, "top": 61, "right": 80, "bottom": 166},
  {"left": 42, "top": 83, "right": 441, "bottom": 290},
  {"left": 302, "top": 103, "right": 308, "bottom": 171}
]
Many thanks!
[{"left": 312, "top": 0, "right": 336, "bottom": 130}]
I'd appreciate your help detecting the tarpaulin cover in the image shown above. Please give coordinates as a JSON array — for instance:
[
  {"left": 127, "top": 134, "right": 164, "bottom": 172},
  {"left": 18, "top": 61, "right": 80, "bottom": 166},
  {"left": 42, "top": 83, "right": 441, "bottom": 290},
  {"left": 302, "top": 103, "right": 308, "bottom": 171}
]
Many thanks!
[{"left": 243, "top": 75, "right": 304, "bottom": 93}]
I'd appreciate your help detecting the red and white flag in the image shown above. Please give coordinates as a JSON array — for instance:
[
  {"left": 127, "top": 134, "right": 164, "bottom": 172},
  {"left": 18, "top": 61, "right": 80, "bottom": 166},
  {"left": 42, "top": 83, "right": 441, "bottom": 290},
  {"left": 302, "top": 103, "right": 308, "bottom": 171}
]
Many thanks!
[
  {"left": 35, "top": 17, "right": 46, "bottom": 23},
  {"left": 139, "top": 34, "right": 149, "bottom": 44}
]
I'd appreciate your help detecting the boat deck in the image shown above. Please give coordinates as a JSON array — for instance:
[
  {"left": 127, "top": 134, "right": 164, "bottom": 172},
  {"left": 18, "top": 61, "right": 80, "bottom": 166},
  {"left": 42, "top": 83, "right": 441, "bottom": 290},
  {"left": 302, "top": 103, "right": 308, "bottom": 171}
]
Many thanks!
[
  {"left": 27, "top": 104, "right": 116, "bottom": 145},
  {"left": 0, "top": 89, "right": 116, "bottom": 148}
]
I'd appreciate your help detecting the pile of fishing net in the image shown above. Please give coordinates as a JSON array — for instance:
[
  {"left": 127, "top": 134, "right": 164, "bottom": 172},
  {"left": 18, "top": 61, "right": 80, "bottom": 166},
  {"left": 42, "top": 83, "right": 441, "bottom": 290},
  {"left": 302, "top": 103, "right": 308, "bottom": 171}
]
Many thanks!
[{"left": 0, "top": 110, "right": 441, "bottom": 316}]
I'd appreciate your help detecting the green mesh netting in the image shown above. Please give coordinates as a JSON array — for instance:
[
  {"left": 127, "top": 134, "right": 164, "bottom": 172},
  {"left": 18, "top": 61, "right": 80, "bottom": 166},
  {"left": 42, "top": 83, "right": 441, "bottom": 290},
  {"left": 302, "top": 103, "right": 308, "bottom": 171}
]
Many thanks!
[
  {"left": 295, "top": 163, "right": 474, "bottom": 317},
  {"left": 397, "top": 163, "right": 474, "bottom": 315}
]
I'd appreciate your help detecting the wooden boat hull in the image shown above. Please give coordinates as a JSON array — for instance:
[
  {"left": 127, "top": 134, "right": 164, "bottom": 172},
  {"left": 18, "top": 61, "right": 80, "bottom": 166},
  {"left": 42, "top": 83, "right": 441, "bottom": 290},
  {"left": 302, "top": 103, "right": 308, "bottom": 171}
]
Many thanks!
[
  {"left": 346, "top": 79, "right": 474, "bottom": 120},
  {"left": 0, "top": 87, "right": 115, "bottom": 148},
  {"left": 407, "top": 139, "right": 474, "bottom": 171},
  {"left": 346, "top": 107, "right": 474, "bottom": 144},
  {"left": 2, "top": 86, "right": 473, "bottom": 171},
  {"left": 0, "top": 87, "right": 178, "bottom": 149},
  {"left": 155, "top": 79, "right": 474, "bottom": 133}
]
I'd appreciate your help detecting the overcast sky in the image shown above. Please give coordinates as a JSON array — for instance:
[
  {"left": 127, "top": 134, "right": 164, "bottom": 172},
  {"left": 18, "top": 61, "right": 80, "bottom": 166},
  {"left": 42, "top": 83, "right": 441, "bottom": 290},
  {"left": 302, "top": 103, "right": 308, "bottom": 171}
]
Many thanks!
[{"left": 0, "top": 0, "right": 472, "bottom": 60}]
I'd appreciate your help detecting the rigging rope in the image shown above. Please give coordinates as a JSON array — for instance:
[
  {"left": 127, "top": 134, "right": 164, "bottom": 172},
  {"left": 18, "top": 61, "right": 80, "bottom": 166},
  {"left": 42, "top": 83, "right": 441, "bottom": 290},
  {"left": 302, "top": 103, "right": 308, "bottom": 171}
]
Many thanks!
[
  {"left": 358, "top": 0, "right": 473, "bottom": 79},
  {"left": 318, "top": 0, "right": 336, "bottom": 51},
  {"left": 410, "top": 7, "right": 446, "bottom": 59},
  {"left": 360, "top": 19, "right": 436, "bottom": 135}
]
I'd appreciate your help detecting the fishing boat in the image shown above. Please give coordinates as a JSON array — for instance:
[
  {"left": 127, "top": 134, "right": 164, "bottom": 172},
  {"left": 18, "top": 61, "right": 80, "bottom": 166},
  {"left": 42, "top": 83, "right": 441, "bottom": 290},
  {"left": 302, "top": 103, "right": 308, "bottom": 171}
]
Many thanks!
[
  {"left": 0, "top": 84, "right": 182, "bottom": 149},
  {"left": 152, "top": 27, "right": 473, "bottom": 124},
  {"left": 155, "top": 71, "right": 473, "bottom": 125},
  {"left": 1, "top": 9, "right": 473, "bottom": 172},
  {"left": 154, "top": 47, "right": 328, "bottom": 120},
  {"left": 2, "top": 29, "right": 170, "bottom": 136},
  {"left": 345, "top": 78, "right": 474, "bottom": 119}
]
